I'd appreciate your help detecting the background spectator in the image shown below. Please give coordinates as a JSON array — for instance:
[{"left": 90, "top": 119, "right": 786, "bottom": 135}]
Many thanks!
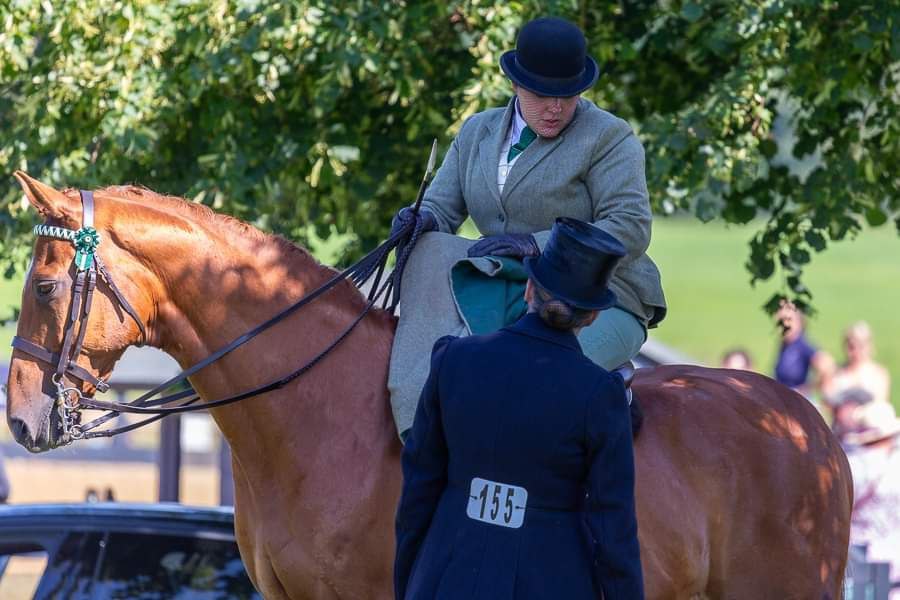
[
  {"left": 831, "top": 387, "right": 874, "bottom": 446},
  {"left": 821, "top": 321, "right": 891, "bottom": 407},
  {"left": 773, "top": 301, "right": 832, "bottom": 398},
  {"left": 845, "top": 401, "right": 900, "bottom": 595},
  {"left": 721, "top": 348, "right": 754, "bottom": 371}
]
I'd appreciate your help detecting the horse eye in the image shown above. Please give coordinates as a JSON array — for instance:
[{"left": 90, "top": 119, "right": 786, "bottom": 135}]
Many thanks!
[{"left": 34, "top": 280, "right": 58, "bottom": 298}]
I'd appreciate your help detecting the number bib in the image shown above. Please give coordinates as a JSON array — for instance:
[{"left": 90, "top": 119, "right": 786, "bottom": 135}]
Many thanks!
[{"left": 466, "top": 477, "right": 528, "bottom": 529}]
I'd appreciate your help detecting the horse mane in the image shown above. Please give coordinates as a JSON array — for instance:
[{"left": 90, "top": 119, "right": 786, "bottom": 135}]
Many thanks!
[{"left": 65, "top": 185, "right": 394, "bottom": 325}]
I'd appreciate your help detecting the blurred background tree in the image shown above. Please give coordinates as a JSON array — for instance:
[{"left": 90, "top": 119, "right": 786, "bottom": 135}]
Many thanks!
[{"left": 1, "top": 0, "right": 897, "bottom": 312}]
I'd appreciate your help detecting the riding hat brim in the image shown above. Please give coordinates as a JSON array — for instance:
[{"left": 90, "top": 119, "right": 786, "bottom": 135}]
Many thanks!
[{"left": 500, "top": 50, "right": 600, "bottom": 97}]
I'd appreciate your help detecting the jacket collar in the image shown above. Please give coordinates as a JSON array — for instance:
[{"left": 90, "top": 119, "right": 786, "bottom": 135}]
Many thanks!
[
  {"left": 505, "top": 312, "right": 582, "bottom": 353},
  {"left": 479, "top": 98, "right": 589, "bottom": 203}
]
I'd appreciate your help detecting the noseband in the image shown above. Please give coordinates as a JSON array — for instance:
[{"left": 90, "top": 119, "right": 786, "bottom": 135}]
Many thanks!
[{"left": 12, "top": 189, "right": 426, "bottom": 446}]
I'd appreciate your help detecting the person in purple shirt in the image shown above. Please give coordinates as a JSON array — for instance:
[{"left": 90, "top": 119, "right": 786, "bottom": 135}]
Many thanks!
[{"left": 773, "top": 301, "right": 831, "bottom": 397}]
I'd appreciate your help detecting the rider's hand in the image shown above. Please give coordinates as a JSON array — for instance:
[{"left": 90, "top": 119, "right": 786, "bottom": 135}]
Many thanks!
[
  {"left": 389, "top": 207, "right": 438, "bottom": 239},
  {"left": 467, "top": 234, "right": 539, "bottom": 259}
]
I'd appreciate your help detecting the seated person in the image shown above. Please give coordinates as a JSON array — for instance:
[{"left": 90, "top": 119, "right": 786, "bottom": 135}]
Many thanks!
[
  {"left": 821, "top": 321, "right": 891, "bottom": 407},
  {"left": 388, "top": 16, "right": 665, "bottom": 439},
  {"left": 844, "top": 402, "right": 900, "bottom": 592}
]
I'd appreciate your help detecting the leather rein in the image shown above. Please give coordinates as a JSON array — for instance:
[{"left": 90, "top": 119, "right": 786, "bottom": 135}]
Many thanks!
[{"left": 12, "top": 190, "right": 426, "bottom": 446}]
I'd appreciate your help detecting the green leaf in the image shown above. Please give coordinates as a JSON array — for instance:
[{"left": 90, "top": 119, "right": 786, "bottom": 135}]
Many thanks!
[
  {"left": 864, "top": 159, "right": 876, "bottom": 183},
  {"left": 748, "top": 254, "right": 775, "bottom": 281},
  {"left": 789, "top": 246, "right": 811, "bottom": 265},
  {"left": 681, "top": 3, "right": 704, "bottom": 23},
  {"left": 865, "top": 207, "right": 888, "bottom": 226},
  {"left": 852, "top": 33, "right": 874, "bottom": 52},
  {"left": 804, "top": 230, "right": 827, "bottom": 251},
  {"left": 723, "top": 201, "right": 756, "bottom": 224},
  {"left": 892, "top": 24, "right": 900, "bottom": 59},
  {"left": 759, "top": 139, "right": 778, "bottom": 159},
  {"left": 762, "top": 294, "right": 784, "bottom": 316},
  {"left": 668, "top": 132, "right": 689, "bottom": 151},
  {"left": 694, "top": 192, "right": 720, "bottom": 222}
]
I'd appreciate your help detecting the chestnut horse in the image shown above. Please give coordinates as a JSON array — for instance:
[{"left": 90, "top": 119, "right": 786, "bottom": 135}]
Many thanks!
[{"left": 6, "top": 172, "right": 851, "bottom": 599}]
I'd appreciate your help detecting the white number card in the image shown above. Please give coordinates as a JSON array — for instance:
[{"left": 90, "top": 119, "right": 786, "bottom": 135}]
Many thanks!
[{"left": 466, "top": 477, "right": 528, "bottom": 529}]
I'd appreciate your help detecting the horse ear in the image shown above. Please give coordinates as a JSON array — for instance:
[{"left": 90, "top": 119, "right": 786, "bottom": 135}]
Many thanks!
[{"left": 13, "top": 171, "right": 79, "bottom": 221}]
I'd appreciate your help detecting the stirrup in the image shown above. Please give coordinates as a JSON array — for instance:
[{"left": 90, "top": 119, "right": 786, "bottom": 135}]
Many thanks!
[{"left": 612, "top": 361, "right": 635, "bottom": 406}]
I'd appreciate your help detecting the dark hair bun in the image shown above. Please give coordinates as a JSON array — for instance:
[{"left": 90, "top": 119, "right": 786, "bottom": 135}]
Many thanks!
[{"left": 539, "top": 299, "right": 578, "bottom": 330}]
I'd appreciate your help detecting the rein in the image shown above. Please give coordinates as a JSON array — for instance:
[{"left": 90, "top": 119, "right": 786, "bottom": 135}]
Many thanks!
[{"left": 12, "top": 189, "right": 429, "bottom": 446}]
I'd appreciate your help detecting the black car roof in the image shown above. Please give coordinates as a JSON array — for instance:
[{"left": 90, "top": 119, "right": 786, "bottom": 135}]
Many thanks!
[{"left": 0, "top": 503, "right": 237, "bottom": 537}]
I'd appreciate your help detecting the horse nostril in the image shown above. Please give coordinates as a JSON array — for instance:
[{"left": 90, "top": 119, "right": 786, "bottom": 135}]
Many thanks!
[{"left": 9, "top": 417, "right": 34, "bottom": 447}]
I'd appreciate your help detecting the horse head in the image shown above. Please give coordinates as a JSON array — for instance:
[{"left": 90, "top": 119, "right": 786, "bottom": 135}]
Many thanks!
[{"left": 7, "top": 172, "right": 153, "bottom": 451}]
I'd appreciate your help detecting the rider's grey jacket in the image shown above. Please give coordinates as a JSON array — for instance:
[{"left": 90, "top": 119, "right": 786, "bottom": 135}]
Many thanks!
[{"left": 421, "top": 97, "right": 666, "bottom": 328}]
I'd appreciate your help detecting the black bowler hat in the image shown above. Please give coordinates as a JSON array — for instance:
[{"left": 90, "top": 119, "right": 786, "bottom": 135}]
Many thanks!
[
  {"left": 523, "top": 218, "right": 626, "bottom": 310},
  {"left": 500, "top": 17, "right": 599, "bottom": 97}
]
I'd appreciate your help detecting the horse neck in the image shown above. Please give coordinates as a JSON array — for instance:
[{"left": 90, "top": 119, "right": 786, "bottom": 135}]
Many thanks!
[{"left": 120, "top": 205, "right": 397, "bottom": 477}]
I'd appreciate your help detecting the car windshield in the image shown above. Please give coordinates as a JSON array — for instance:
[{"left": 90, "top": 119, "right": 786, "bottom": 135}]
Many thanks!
[{"left": 91, "top": 531, "right": 260, "bottom": 599}]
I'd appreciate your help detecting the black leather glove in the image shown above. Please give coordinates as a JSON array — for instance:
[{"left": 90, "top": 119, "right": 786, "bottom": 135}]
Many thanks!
[
  {"left": 467, "top": 233, "right": 540, "bottom": 258},
  {"left": 389, "top": 207, "right": 438, "bottom": 239}
]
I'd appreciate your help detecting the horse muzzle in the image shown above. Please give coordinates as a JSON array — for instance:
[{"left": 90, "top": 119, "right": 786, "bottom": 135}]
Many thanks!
[
  {"left": 6, "top": 361, "right": 63, "bottom": 452},
  {"left": 7, "top": 401, "right": 58, "bottom": 453}
]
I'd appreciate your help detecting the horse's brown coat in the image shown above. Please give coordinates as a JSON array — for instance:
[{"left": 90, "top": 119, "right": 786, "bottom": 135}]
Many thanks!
[{"left": 6, "top": 173, "right": 852, "bottom": 599}]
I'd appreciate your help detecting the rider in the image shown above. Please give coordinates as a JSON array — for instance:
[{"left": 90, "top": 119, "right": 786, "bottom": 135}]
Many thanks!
[
  {"left": 388, "top": 16, "right": 666, "bottom": 439},
  {"left": 394, "top": 218, "right": 644, "bottom": 599}
]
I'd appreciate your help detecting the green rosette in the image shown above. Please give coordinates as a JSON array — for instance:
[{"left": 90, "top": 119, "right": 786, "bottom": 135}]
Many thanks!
[{"left": 73, "top": 227, "right": 100, "bottom": 271}]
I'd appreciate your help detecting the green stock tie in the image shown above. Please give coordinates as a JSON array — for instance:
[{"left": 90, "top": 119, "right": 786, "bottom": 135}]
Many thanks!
[{"left": 507, "top": 126, "right": 537, "bottom": 162}]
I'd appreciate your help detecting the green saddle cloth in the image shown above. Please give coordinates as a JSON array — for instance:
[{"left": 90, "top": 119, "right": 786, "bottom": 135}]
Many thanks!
[{"left": 450, "top": 257, "right": 529, "bottom": 335}]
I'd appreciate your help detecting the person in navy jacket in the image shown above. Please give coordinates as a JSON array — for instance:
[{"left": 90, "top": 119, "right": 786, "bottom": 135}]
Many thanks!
[{"left": 394, "top": 217, "right": 644, "bottom": 599}]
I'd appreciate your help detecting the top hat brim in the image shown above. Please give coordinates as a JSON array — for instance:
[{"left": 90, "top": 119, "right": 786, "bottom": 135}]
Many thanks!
[
  {"left": 523, "top": 255, "right": 618, "bottom": 311},
  {"left": 500, "top": 50, "right": 600, "bottom": 97}
]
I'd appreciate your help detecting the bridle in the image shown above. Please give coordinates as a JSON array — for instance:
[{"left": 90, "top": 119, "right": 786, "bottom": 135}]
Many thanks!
[
  {"left": 11, "top": 189, "right": 427, "bottom": 446},
  {"left": 12, "top": 191, "right": 147, "bottom": 442}
]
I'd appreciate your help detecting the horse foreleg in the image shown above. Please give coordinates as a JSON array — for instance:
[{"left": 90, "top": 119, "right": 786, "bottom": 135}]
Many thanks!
[{"left": 229, "top": 458, "right": 290, "bottom": 598}]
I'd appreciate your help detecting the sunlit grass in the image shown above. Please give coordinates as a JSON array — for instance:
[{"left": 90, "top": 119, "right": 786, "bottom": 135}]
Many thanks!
[{"left": 648, "top": 217, "right": 900, "bottom": 410}]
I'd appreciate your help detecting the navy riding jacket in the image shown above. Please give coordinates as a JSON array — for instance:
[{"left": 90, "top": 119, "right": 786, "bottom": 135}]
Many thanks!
[{"left": 394, "top": 312, "right": 644, "bottom": 600}]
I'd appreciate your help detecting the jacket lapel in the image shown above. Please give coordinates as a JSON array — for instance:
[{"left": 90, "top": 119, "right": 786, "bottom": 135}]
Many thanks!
[
  {"left": 501, "top": 100, "right": 586, "bottom": 202},
  {"left": 478, "top": 99, "right": 516, "bottom": 213},
  {"left": 500, "top": 136, "right": 563, "bottom": 202}
]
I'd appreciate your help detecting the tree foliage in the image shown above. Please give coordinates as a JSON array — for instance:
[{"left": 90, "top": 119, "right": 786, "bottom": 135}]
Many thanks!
[{"left": 1, "top": 0, "right": 898, "bottom": 313}]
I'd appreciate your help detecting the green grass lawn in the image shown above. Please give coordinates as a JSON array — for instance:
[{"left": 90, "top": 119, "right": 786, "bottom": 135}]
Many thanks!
[
  {"left": 0, "top": 276, "right": 21, "bottom": 366},
  {"left": 647, "top": 218, "right": 900, "bottom": 410},
  {"left": 3, "top": 218, "right": 898, "bottom": 410}
]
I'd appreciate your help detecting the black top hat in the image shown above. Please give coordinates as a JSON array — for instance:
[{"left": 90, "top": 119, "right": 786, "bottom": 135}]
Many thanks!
[
  {"left": 523, "top": 218, "right": 626, "bottom": 310},
  {"left": 500, "top": 17, "right": 600, "bottom": 97}
]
